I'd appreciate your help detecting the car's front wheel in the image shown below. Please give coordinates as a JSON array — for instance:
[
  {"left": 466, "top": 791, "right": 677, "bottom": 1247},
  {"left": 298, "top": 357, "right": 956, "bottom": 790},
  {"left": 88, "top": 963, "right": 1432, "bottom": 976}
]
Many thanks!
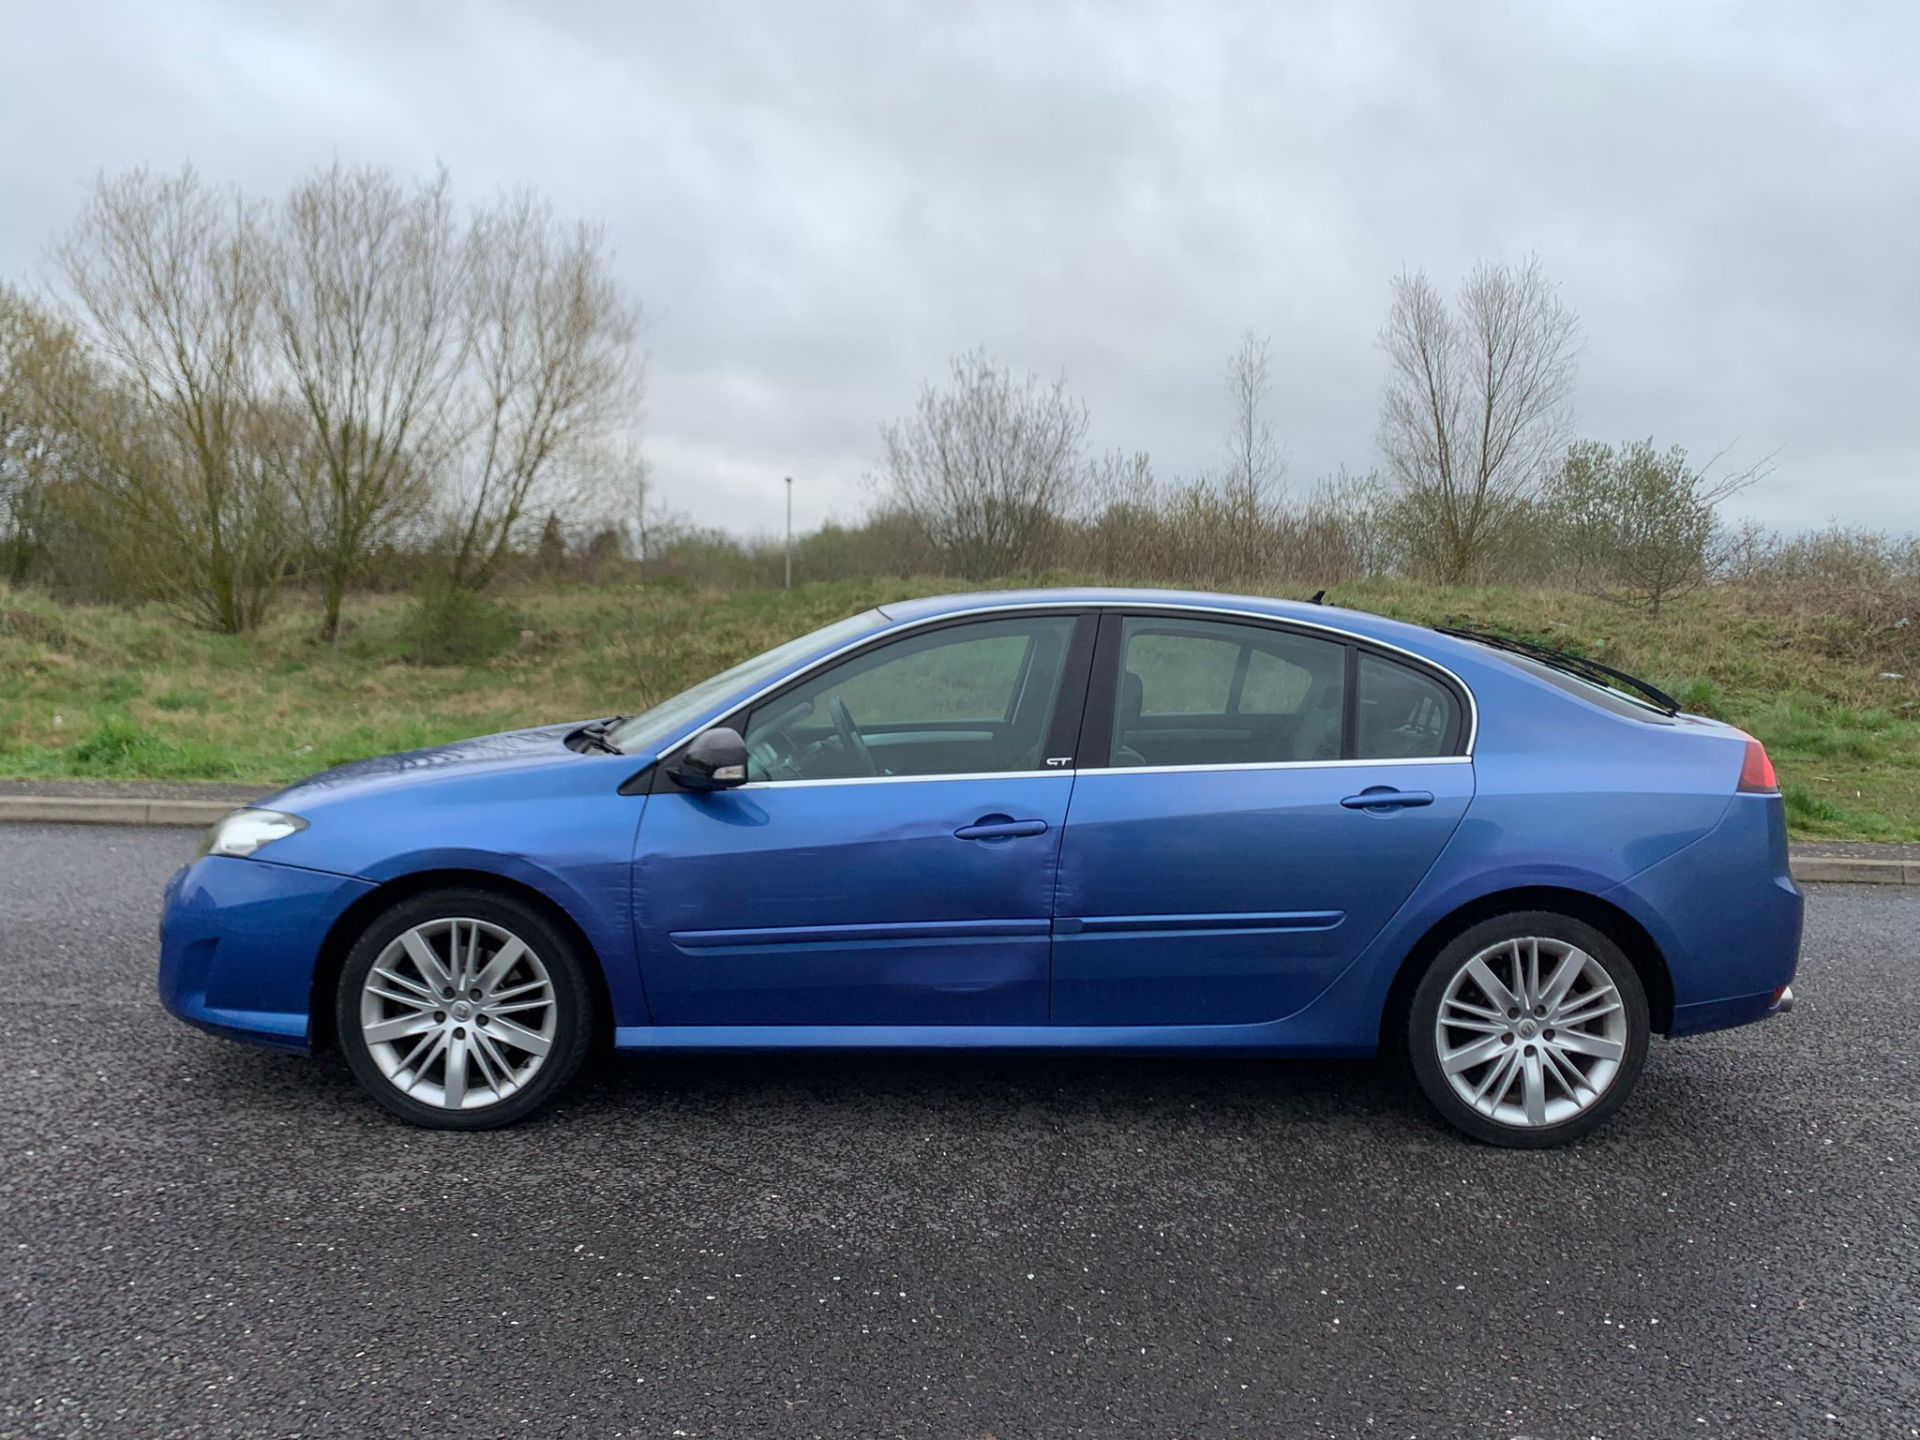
[
  {"left": 337, "top": 888, "right": 595, "bottom": 1130},
  {"left": 1406, "top": 911, "right": 1650, "bottom": 1148}
]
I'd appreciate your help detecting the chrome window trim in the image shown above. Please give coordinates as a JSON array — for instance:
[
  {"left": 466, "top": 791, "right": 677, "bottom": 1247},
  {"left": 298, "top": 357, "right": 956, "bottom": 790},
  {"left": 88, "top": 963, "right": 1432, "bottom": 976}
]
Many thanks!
[
  {"left": 726, "top": 755, "right": 1469, "bottom": 792},
  {"left": 1080, "top": 755, "right": 1472, "bottom": 779},
  {"left": 732, "top": 769, "right": 1075, "bottom": 792},
  {"left": 653, "top": 599, "right": 1480, "bottom": 779}
]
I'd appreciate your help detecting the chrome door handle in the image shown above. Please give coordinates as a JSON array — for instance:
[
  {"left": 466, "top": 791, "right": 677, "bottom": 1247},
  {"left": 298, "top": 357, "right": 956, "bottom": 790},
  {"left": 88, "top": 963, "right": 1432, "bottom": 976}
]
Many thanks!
[
  {"left": 954, "top": 818, "right": 1049, "bottom": 841},
  {"left": 1340, "top": 788, "right": 1435, "bottom": 811}
]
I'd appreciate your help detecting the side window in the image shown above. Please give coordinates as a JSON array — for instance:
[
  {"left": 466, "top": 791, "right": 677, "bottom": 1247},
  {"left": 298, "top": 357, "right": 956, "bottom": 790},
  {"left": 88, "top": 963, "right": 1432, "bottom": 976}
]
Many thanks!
[
  {"left": 1239, "top": 646, "right": 1316, "bottom": 715},
  {"left": 742, "top": 616, "right": 1077, "bottom": 781},
  {"left": 1125, "top": 632, "right": 1240, "bottom": 714},
  {"left": 1110, "top": 617, "right": 1346, "bottom": 768},
  {"left": 1355, "top": 652, "right": 1462, "bottom": 759}
]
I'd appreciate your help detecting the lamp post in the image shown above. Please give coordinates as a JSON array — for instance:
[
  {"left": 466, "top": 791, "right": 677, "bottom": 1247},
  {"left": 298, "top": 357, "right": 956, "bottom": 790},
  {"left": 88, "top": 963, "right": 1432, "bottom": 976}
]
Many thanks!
[{"left": 784, "top": 475, "right": 793, "bottom": 589}]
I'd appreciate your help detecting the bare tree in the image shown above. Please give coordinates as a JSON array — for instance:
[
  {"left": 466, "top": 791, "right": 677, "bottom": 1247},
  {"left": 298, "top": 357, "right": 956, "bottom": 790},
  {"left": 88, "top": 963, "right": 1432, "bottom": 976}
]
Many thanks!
[
  {"left": 436, "top": 196, "right": 641, "bottom": 590},
  {"left": 0, "top": 285, "right": 78, "bottom": 582},
  {"left": 55, "top": 168, "right": 298, "bottom": 631},
  {"left": 1546, "top": 438, "right": 1767, "bottom": 615},
  {"left": 879, "top": 350, "right": 1089, "bottom": 578},
  {"left": 1220, "top": 328, "right": 1285, "bottom": 574},
  {"left": 1377, "top": 256, "right": 1581, "bottom": 583},
  {"left": 267, "top": 163, "right": 466, "bottom": 641}
]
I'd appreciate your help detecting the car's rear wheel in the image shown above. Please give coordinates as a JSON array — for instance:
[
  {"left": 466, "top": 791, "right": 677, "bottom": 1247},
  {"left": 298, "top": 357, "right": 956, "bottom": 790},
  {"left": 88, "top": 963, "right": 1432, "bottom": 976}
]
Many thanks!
[
  {"left": 337, "top": 888, "right": 594, "bottom": 1130},
  {"left": 1406, "top": 911, "right": 1649, "bottom": 1148}
]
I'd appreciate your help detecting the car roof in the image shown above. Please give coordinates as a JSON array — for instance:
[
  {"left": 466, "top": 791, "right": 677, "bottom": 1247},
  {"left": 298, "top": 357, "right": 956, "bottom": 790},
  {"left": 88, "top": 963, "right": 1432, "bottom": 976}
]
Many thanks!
[{"left": 875, "top": 587, "right": 1464, "bottom": 658}]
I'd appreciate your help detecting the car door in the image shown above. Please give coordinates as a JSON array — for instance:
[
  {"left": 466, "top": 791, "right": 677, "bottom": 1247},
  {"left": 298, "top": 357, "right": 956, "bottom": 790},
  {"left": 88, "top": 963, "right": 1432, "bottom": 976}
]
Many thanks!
[
  {"left": 633, "top": 611, "right": 1094, "bottom": 1026},
  {"left": 1051, "top": 611, "right": 1474, "bottom": 1026}
]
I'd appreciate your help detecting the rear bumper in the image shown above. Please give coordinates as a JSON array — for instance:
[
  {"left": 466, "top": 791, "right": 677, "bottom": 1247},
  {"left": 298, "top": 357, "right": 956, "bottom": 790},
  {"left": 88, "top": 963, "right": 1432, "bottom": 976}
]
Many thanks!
[
  {"left": 1605, "top": 793, "right": 1803, "bottom": 1038},
  {"left": 158, "top": 856, "right": 374, "bottom": 1053}
]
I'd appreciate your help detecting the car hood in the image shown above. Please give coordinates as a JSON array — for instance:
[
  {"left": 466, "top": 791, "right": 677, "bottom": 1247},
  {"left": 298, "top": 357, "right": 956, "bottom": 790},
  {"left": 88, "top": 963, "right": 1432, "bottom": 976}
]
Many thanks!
[{"left": 254, "top": 722, "right": 592, "bottom": 811}]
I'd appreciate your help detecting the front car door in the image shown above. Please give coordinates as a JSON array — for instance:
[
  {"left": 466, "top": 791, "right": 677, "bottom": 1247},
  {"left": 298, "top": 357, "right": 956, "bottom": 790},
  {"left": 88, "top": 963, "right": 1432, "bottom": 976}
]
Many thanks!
[
  {"left": 634, "top": 610, "right": 1094, "bottom": 1027},
  {"left": 1052, "top": 610, "right": 1474, "bottom": 1026}
]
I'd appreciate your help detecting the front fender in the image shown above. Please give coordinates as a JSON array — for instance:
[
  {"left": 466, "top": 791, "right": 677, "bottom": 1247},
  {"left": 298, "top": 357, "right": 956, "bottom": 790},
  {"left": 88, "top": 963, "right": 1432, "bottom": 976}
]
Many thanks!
[{"left": 356, "top": 845, "right": 650, "bottom": 1027}]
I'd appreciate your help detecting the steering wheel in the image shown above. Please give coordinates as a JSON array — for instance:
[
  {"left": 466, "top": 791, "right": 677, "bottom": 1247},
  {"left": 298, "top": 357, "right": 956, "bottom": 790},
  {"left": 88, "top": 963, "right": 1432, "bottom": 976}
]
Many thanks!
[{"left": 828, "top": 696, "right": 879, "bottom": 776}]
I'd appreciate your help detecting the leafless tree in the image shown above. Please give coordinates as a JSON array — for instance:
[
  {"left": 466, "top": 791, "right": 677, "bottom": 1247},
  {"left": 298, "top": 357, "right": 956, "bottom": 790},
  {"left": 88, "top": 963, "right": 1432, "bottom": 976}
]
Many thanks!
[
  {"left": 0, "top": 285, "right": 75, "bottom": 581},
  {"left": 267, "top": 163, "right": 467, "bottom": 640},
  {"left": 1377, "top": 256, "right": 1581, "bottom": 583},
  {"left": 54, "top": 168, "right": 298, "bottom": 631},
  {"left": 1219, "top": 328, "right": 1285, "bottom": 573},
  {"left": 879, "top": 350, "right": 1090, "bottom": 578},
  {"left": 435, "top": 195, "right": 642, "bottom": 590}
]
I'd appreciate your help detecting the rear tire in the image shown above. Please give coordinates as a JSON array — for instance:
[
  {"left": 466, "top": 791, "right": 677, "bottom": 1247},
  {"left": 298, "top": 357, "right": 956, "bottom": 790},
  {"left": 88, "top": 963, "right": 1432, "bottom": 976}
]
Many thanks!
[
  {"left": 337, "top": 888, "right": 594, "bottom": 1130},
  {"left": 1406, "top": 910, "right": 1649, "bottom": 1149}
]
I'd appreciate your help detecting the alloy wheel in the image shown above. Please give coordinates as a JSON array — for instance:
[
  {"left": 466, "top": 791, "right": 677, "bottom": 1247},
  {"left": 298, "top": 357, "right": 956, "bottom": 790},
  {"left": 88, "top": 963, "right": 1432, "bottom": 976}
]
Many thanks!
[
  {"left": 1434, "top": 936, "right": 1629, "bottom": 1129},
  {"left": 357, "top": 917, "right": 557, "bottom": 1111}
]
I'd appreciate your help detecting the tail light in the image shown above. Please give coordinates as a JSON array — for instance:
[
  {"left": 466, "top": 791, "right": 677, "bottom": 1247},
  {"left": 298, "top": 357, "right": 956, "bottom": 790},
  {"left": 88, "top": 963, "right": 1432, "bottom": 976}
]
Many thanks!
[{"left": 1737, "top": 736, "right": 1779, "bottom": 794}]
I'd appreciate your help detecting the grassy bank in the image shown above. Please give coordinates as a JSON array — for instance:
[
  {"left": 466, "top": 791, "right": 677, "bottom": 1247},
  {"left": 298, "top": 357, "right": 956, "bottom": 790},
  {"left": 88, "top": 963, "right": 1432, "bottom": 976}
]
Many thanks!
[{"left": 2, "top": 577, "right": 1915, "bottom": 840}]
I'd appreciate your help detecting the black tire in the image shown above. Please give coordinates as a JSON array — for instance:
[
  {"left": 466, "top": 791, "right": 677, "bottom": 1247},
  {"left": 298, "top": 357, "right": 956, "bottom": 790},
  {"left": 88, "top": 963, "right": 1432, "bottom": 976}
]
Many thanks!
[
  {"left": 336, "top": 887, "right": 595, "bottom": 1130},
  {"left": 1405, "top": 910, "right": 1650, "bottom": 1149}
]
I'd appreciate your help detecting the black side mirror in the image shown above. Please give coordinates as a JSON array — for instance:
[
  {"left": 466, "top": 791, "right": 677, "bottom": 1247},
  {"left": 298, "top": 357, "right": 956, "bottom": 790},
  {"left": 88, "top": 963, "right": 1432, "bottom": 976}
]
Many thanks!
[{"left": 671, "top": 726, "right": 749, "bottom": 790}]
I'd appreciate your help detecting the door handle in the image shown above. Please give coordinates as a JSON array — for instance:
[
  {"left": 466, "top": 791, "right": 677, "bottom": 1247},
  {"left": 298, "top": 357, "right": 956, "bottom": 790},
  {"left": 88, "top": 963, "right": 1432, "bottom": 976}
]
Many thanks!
[
  {"left": 954, "top": 818, "right": 1050, "bottom": 841},
  {"left": 1340, "top": 788, "right": 1435, "bottom": 812}
]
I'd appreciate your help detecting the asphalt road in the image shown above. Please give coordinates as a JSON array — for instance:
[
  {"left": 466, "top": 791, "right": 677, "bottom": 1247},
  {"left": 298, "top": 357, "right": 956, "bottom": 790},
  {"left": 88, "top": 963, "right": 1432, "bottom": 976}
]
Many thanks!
[{"left": 2, "top": 824, "right": 1915, "bottom": 1439}]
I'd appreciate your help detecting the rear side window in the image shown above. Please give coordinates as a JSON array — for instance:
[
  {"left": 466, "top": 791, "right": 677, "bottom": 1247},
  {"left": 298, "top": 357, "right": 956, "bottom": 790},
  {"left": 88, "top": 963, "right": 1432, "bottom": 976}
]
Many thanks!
[
  {"left": 1355, "top": 652, "right": 1463, "bottom": 759},
  {"left": 1110, "top": 617, "right": 1346, "bottom": 767}
]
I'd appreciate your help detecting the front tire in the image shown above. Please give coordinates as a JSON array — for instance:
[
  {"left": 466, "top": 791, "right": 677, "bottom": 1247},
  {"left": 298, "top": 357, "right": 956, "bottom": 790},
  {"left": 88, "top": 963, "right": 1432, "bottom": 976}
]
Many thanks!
[
  {"left": 337, "top": 888, "right": 595, "bottom": 1130},
  {"left": 1406, "top": 911, "right": 1650, "bottom": 1148}
]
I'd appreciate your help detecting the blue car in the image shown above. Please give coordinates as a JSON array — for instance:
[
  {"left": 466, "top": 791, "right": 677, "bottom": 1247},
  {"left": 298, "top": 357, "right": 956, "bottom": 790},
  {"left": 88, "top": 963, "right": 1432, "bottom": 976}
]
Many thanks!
[{"left": 158, "top": 589, "right": 1801, "bottom": 1146}]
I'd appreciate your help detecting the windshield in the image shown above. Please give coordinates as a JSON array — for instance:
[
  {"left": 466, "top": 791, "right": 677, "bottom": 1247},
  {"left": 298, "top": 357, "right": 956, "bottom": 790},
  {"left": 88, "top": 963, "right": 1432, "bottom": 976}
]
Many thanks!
[{"left": 604, "top": 610, "right": 887, "bottom": 755}]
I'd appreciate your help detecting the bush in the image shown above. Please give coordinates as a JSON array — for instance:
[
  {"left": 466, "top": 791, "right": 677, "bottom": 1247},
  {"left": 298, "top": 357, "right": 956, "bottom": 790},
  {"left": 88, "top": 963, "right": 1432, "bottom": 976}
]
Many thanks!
[{"left": 401, "top": 584, "right": 520, "bottom": 666}]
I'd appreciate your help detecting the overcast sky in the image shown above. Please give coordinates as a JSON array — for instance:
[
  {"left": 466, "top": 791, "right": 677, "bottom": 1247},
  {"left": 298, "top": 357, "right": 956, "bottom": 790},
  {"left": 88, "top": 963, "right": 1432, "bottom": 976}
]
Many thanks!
[{"left": 3, "top": 1, "right": 1916, "bottom": 537}]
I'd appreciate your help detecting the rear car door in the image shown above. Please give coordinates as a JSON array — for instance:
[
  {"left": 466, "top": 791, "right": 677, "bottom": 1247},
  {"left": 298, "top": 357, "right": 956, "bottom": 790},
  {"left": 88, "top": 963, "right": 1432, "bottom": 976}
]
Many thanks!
[
  {"left": 1051, "top": 611, "right": 1474, "bottom": 1026},
  {"left": 634, "top": 611, "right": 1094, "bottom": 1026}
]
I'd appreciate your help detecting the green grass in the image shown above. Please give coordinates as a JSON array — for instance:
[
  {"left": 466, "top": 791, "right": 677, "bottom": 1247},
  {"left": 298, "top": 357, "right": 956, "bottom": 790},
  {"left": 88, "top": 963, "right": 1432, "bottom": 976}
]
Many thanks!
[{"left": 1, "top": 576, "right": 1915, "bottom": 839}]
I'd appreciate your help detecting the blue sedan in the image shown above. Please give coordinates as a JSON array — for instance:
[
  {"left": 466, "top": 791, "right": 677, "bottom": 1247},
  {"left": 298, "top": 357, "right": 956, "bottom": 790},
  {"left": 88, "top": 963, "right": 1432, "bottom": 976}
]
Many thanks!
[{"left": 159, "top": 589, "right": 1802, "bottom": 1146}]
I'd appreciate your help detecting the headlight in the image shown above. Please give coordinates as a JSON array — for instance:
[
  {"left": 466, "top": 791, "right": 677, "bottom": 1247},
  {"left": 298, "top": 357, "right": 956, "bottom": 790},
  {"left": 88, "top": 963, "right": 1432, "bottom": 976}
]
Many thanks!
[{"left": 198, "top": 808, "right": 308, "bottom": 859}]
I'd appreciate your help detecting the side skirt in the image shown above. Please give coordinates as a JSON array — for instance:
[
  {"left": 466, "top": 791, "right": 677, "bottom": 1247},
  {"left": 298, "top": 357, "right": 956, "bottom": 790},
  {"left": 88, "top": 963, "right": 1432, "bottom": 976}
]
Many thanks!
[{"left": 612, "top": 1023, "right": 1372, "bottom": 1058}]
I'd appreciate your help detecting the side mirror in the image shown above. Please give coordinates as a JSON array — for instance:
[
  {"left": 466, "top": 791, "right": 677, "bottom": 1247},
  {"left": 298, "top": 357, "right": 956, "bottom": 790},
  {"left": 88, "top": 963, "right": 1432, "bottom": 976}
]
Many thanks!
[{"left": 670, "top": 726, "right": 749, "bottom": 790}]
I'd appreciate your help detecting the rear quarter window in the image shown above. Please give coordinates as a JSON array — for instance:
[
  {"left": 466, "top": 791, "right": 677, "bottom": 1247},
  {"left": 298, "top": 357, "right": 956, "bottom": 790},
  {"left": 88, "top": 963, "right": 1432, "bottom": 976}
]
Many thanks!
[{"left": 1355, "top": 652, "right": 1464, "bottom": 758}]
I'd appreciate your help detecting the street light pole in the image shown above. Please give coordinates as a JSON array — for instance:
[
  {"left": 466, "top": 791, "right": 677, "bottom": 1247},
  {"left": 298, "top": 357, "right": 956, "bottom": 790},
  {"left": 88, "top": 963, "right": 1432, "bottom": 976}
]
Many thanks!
[{"left": 784, "top": 475, "right": 793, "bottom": 589}]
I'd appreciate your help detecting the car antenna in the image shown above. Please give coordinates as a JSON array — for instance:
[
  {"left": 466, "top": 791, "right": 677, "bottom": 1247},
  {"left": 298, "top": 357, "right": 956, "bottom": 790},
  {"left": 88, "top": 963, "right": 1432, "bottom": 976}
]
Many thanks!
[{"left": 1308, "top": 589, "right": 1326, "bottom": 605}]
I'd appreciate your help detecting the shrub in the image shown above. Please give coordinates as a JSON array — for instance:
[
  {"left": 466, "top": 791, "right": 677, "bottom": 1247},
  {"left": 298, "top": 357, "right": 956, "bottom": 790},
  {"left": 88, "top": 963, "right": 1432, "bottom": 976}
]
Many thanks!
[{"left": 401, "top": 584, "right": 520, "bottom": 666}]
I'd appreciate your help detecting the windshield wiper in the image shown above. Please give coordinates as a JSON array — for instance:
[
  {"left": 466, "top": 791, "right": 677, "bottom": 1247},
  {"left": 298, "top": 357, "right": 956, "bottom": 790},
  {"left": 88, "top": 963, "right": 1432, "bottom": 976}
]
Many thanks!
[
  {"left": 1436, "top": 625, "right": 1681, "bottom": 716},
  {"left": 573, "top": 716, "right": 629, "bottom": 755}
]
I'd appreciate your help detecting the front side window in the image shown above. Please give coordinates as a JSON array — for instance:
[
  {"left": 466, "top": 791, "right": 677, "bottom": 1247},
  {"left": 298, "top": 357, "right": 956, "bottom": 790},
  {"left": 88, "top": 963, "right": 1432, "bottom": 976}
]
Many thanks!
[
  {"left": 743, "top": 615, "right": 1077, "bottom": 781},
  {"left": 1109, "top": 617, "right": 1346, "bottom": 767}
]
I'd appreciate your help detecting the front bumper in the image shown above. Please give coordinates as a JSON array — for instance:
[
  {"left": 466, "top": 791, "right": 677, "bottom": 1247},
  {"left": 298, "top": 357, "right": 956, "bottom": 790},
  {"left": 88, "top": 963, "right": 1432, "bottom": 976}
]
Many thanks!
[{"left": 158, "top": 855, "right": 375, "bottom": 1052}]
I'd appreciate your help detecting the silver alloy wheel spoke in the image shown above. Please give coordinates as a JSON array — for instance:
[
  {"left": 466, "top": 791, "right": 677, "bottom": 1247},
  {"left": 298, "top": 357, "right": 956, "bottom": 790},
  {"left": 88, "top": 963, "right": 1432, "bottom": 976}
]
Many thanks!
[
  {"left": 360, "top": 917, "right": 557, "bottom": 1111},
  {"left": 1435, "top": 935, "right": 1630, "bottom": 1129}
]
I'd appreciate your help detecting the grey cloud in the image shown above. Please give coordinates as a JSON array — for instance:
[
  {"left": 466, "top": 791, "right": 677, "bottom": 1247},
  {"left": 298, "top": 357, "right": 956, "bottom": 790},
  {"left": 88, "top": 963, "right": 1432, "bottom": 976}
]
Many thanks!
[{"left": 2, "top": 0, "right": 1914, "bottom": 536}]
